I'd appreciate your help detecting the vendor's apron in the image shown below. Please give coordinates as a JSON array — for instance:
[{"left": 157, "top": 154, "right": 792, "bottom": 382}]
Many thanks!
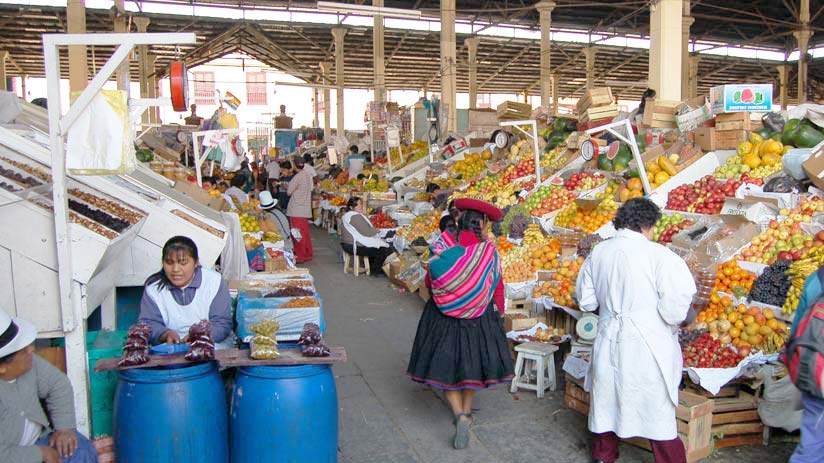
[{"left": 145, "top": 268, "right": 235, "bottom": 349}]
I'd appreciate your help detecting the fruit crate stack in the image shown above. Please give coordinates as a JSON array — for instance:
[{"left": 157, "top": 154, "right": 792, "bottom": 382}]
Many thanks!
[
  {"left": 497, "top": 101, "right": 532, "bottom": 121},
  {"left": 643, "top": 99, "right": 680, "bottom": 129},
  {"left": 576, "top": 88, "right": 617, "bottom": 124},
  {"left": 564, "top": 375, "right": 715, "bottom": 463},
  {"left": 714, "top": 112, "right": 757, "bottom": 150},
  {"left": 686, "top": 382, "right": 765, "bottom": 449}
]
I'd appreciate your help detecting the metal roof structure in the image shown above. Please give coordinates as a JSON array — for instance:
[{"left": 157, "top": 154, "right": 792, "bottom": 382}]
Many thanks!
[{"left": 2, "top": 0, "right": 823, "bottom": 102}]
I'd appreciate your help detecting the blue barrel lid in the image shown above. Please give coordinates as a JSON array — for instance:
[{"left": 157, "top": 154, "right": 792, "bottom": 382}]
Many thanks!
[
  {"left": 238, "top": 364, "right": 331, "bottom": 380},
  {"left": 119, "top": 361, "right": 218, "bottom": 383}
]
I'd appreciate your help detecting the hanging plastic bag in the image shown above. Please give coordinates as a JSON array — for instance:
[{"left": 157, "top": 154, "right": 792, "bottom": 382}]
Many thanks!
[
  {"left": 66, "top": 89, "right": 135, "bottom": 175},
  {"left": 220, "top": 138, "right": 242, "bottom": 172}
]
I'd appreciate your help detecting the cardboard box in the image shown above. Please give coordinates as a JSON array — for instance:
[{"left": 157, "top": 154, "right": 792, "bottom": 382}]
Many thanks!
[
  {"left": 675, "top": 96, "right": 713, "bottom": 132},
  {"left": 710, "top": 84, "right": 773, "bottom": 114},
  {"left": 802, "top": 145, "right": 824, "bottom": 190},
  {"left": 173, "top": 179, "right": 230, "bottom": 211},
  {"left": 504, "top": 312, "right": 539, "bottom": 332},
  {"left": 694, "top": 127, "right": 717, "bottom": 151}
]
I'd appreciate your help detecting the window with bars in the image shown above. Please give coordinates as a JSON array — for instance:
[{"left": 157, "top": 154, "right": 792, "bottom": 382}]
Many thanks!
[
  {"left": 246, "top": 72, "right": 267, "bottom": 105},
  {"left": 477, "top": 93, "right": 492, "bottom": 109},
  {"left": 193, "top": 71, "right": 215, "bottom": 105}
]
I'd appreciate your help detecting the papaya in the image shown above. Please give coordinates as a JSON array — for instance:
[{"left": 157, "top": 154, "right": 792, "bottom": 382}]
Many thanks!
[
  {"left": 658, "top": 156, "right": 677, "bottom": 176},
  {"left": 770, "top": 132, "right": 782, "bottom": 142},
  {"left": 782, "top": 119, "right": 802, "bottom": 145}
]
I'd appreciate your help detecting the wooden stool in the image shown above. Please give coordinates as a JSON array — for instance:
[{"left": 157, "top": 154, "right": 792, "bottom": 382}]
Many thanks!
[
  {"left": 510, "top": 341, "right": 558, "bottom": 398},
  {"left": 343, "top": 252, "right": 370, "bottom": 276}
]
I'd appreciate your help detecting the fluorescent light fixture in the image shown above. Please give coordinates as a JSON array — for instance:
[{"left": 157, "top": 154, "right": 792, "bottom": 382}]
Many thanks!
[{"left": 316, "top": 1, "right": 422, "bottom": 20}]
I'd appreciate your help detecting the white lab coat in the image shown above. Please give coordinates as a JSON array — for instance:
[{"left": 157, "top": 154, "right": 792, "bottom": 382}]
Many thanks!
[{"left": 576, "top": 228, "right": 696, "bottom": 441}]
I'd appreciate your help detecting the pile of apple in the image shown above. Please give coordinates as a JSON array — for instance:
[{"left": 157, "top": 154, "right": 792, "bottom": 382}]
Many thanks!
[
  {"left": 563, "top": 171, "right": 606, "bottom": 193},
  {"left": 526, "top": 185, "right": 576, "bottom": 217},
  {"left": 370, "top": 212, "right": 397, "bottom": 229},
  {"left": 502, "top": 158, "right": 537, "bottom": 183},
  {"left": 665, "top": 175, "right": 762, "bottom": 214},
  {"left": 653, "top": 213, "right": 695, "bottom": 244},
  {"left": 738, "top": 200, "right": 824, "bottom": 264}
]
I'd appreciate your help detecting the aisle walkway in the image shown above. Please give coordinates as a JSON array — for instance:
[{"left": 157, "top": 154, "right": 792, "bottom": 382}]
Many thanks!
[{"left": 304, "top": 230, "right": 795, "bottom": 463}]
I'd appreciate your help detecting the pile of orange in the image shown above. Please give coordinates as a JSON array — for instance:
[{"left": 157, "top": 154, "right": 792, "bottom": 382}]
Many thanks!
[
  {"left": 712, "top": 261, "right": 756, "bottom": 296},
  {"left": 696, "top": 297, "right": 788, "bottom": 354},
  {"left": 531, "top": 257, "right": 585, "bottom": 308},
  {"left": 503, "top": 261, "right": 534, "bottom": 283},
  {"left": 554, "top": 198, "right": 619, "bottom": 233},
  {"left": 497, "top": 236, "right": 514, "bottom": 254}
]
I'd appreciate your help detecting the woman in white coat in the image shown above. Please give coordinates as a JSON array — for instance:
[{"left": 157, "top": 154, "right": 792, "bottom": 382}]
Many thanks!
[{"left": 576, "top": 198, "right": 696, "bottom": 463}]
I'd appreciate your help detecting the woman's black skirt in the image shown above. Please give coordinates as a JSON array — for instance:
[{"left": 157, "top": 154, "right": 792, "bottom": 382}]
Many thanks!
[{"left": 406, "top": 298, "right": 514, "bottom": 390}]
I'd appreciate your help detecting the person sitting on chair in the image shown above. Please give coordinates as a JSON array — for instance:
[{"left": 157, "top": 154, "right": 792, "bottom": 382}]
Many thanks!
[{"left": 340, "top": 196, "right": 394, "bottom": 276}]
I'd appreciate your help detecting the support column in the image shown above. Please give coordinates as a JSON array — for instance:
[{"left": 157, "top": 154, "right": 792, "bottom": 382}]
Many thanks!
[
  {"left": 536, "top": 1, "right": 556, "bottom": 107},
  {"left": 681, "top": 1, "right": 694, "bottom": 99},
  {"left": 313, "top": 87, "right": 320, "bottom": 127},
  {"left": 134, "top": 16, "right": 152, "bottom": 123},
  {"left": 688, "top": 55, "right": 700, "bottom": 98},
  {"left": 146, "top": 54, "right": 159, "bottom": 123},
  {"left": 67, "top": 0, "right": 87, "bottom": 93},
  {"left": 551, "top": 73, "right": 559, "bottom": 115},
  {"left": 21, "top": 74, "right": 28, "bottom": 99},
  {"left": 584, "top": 47, "right": 596, "bottom": 89},
  {"left": 113, "top": 0, "right": 129, "bottom": 91},
  {"left": 648, "top": 0, "right": 684, "bottom": 101},
  {"left": 332, "top": 28, "right": 346, "bottom": 137},
  {"left": 440, "top": 0, "right": 457, "bottom": 132},
  {"left": 373, "top": 0, "right": 386, "bottom": 103},
  {"left": 465, "top": 37, "right": 480, "bottom": 109},
  {"left": 795, "top": 0, "right": 812, "bottom": 104},
  {"left": 777, "top": 64, "right": 790, "bottom": 110},
  {"left": 320, "top": 61, "right": 333, "bottom": 141},
  {"left": 0, "top": 51, "right": 7, "bottom": 91}
]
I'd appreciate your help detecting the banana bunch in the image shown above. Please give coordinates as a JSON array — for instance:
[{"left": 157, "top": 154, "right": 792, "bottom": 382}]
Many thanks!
[
  {"left": 760, "top": 330, "right": 789, "bottom": 354},
  {"left": 782, "top": 253, "right": 824, "bottom": 314},
  {"left": 483, "top": 183, "right": 519, "bottom": 208},
  {"left": 523, "top": 223, "right": 546, "bottom": 245}
]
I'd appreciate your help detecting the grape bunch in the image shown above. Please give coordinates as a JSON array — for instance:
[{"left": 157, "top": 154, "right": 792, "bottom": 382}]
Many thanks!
[
  {"left": 492, "top": 205, "right": 513, "bottom": 236},
  {"left": 679, "top": 328, "right": 708, "bottom": 348},
  {"left": 576, "top": 234, "right": 603, "bottom": 259},
  {"left": 749, "top": 259, "right": 792, "bottom": 307},
  {"left": 509, "top": 215, "right": 529, "bottom": 239},
  {"left": 69, "top": 199, "right": 130, "bottom": 232}
]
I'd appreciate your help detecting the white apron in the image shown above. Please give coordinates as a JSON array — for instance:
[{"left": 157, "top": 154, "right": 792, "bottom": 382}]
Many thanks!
[
  {"left": 144, "top": 267, "right": 234, "bottom": 349},
  {"left": 341, "top": 211, "right": 388, "bottom": 256},
  {"left": 576, "top": 229, "right": 696, "bottom": 440},
  {"left": 348, "top": 158, "right": 364, "bottom": 179}
]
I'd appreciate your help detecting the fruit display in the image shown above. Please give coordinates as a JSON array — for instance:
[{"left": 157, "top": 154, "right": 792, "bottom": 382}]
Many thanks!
[
  {"left": 449, "top": 152, "right": 487, "bottom": 179},
  {"left": 68, "top": 199, "right": 131, "bottom": 232},
  {"left": 496, "top": 235, "right": 514, "bottom": 254},
  {"left": 615, "top": 177, "right": 645, "bottom": 202},
  {"left": 664, "top": 175, "right": 762, "bottom": 214},
  {"left": 329, "top": 196, "right": 347, "bottom": 206},
  {"left": 68, "top": 189, "right": 144, "bottom": 224},
  {"left": 396, "top": 210, "right": 440, "bottom": 241},
  {"left": 208, "top": 189, "right": 223, "bottom": 198},
  {"left": 714, "top": 137, "right": 784, "bottom": 179},
  {"left": 370, "top": 212, "right": 397, "bottom": 229},
  {"left": 0, "top": 165, "right": 42, "bottom": 189},
  {"left": 596, "top": 141, "right": 633, "bottom": 172},
  {"left": 261, "top": 231, "right": 282, "bottom": 242},
  {"left": 0, "top": 156, "right": 51, "bottom": 182},
  {"left": 641, "top": 154, "right": 680, "bottom": 189},
  {"left": 498, "top": 204, "right": 531, "bottom": 239},
  {"left": 738, "top": 199, "right": 824, "bottom": 265},
  {"left": 711, "top": 261, "right": 756, "bottom": 297},
  {"left": 239, "top": 213, "right": 261, "bottom": 232},
  {"left": 267, "top": 287, "right": 314, "bottom": 297},
  {"left": 576, "top": 234, "right": 603, "bottom": 259},
  {"left": 527, "top": 240, "right": 562, "bottom": 272},
  {"left": 749, "top": 259, "right": 791, "bottom": 307},
  {"left": 243, "top": 233, "right": 262, "bottom": 251},
  {"left": 501, "top": 245, "right": 534, "bottom": 283},
  {"left": 563, "top": 171, "right": 606, "bottom": 193},
  {"left": 532, "top": 257, "right": 585, "bottom": 308},
  {"left": 682, "top": 333, "right": 743, "bottom": 368},
  {"left": 363, "top": 178, "right": 390, "bottom": 192},
  {"left": 653, "top": 213, "right": 695, "bottom": 244},
  {"left": 525, "top": 185, "right": 576, "bottom": 217},
  {"left": 554, "top": 198, "right": 619, "bottom": 233},
  {"left": 782, "top": 247, "right": 824, "bottom": 315},
  {"left": 239, "top": 198, "right": 260, "bottom": 212},
  {"left": 522, "top": 223, "right": 549, "bottom": 245},
  {"left": 515, "top": 326, "right": 566, "bottom": 344},
  {"left": 695, "top": 296, "right": 788, "bottom": 354},
  {"left": 278, "top": 297, "right": 320, "bottom": 308}
]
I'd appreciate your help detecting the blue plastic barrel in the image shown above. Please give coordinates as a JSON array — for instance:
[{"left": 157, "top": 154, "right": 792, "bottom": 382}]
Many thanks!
[
  {"left": 113, "top": 362, "right": 228, "bottom": 463},
  {"left": 231, "top": 365, "right": 338, "bottom": 462}
]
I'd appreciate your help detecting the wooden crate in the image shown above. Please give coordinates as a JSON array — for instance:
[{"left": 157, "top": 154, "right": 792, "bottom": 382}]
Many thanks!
[
  {"left": 468, "top": 108, "right": 499, "bottom": 130},
  {"left": 578, "top": 105, "right": 618, "bottom": 123},
  {"left": 564, "top": 374, "right": 591, "bottom": 415},
  {"left": 497, "top": 101, "right": 532, "bottom": 121},
  {"left": 715, "top": 130, "right": 748, "bottom": 149},
  {"left": 711, "top": 391, "right": 764, "bottom": 449},
  {"left": 576, "top": 87, "right": 614, "bottom": 113}
]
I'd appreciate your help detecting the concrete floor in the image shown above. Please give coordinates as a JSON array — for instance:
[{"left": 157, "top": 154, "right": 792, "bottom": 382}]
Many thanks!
[{"left": 306, "top": 230, "right": 797, "bottom": 463}]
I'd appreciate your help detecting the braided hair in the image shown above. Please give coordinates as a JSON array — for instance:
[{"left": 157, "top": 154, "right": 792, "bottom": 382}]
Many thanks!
[{"left": 457, "top": 209, "right": 487, "bottom": 242}]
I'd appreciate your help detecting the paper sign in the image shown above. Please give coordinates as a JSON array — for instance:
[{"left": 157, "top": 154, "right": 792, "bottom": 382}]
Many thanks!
[
  {"left": 720, "top": 198, "right": 778, "bottom": 222},
  {"left": 327, "top": 147, "right": 338, "bottom": 165}
]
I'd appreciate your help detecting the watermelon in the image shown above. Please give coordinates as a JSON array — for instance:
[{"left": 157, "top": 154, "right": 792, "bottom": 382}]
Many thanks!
[
  {"left": 782, "top": 119, "right": 802, "bottom": 145},
  {"left": 741, "top": 88, "right": 755, "bottom": 103},
  {"left": 597, "top": 151, "right": 614, "bottom": 171}
]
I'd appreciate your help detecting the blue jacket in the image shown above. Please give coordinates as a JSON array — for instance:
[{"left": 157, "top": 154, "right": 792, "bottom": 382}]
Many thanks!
[{"left": 791, "top": 268, "right": 824, "bottom": 338}]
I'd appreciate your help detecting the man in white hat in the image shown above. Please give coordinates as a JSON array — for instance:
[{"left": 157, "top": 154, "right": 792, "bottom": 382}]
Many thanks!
[
  {"left": 258, "top": 190, "right": 293, "bottom": 253},
  {"left": 0, "top": 309, "right": 98, "bottom": 463}
]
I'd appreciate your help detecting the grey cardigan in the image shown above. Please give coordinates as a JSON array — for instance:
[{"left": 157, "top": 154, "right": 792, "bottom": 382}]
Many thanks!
[{"left": 0, "top": 355, "right": 76, "bottom": 463}]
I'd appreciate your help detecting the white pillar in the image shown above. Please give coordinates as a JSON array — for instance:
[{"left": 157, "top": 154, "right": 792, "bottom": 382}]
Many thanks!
[
  {"left": 584, "top": 47, "right": 596, "bottom": 89},
  {"left": 320, "top": 61, "right": 333, "bottom": 141},
  {"left": 440, "top": 0, "right": 457, "bottom": 132},
  {"left": 21, "top": 74, "right": 28, "bottom": 99},
  {"left": 113, "top": 0, "right": 129, "bottom": 91},
  {"left": 332, "top": 28, "right": 346, "bottom": 137},
  {"left": 536, "top": 1, "right": 556, "bottom": 107},
  {"left": 777, "top": 64, "right": 790, "bottom": 110},
  {"left": 373, "top": 0, "right": 386, "bottom": 103},
  {"left": 796, "top": 0, "right": 812, "bottom": 104},
  {"left": 649, "top": 0, "right": 684, "bottom": 101},
  {"left": 67, "top": 0, "right": 87, "bottom": 93},
  {"left": 681, "top": 1, "right": 693, "bottom": 99},
  {"left": 65, "top": 281, "right": 90, "bottom": 435},
  {"left": 551, "top": 73, "right": 559, "bottom": 115},
  {"left": 313, "top": 87, "right": 320, "bottom": 127},
  {"left": 0, "top": 51, "right": 7, "bottom": 91},
  {"left": 466, "top": 37, "right": 480, "bottom": 109},
  {"left": 134, "top": 16, "right": 152, "bottom": 123}
]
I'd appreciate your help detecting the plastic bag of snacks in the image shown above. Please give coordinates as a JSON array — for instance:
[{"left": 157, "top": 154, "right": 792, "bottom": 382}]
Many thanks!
[
  {"left": 299, "top": 323, "right": 330, "bottom": 357},
  {"left": 250, "top": 319, "right": 280, "bottom": 360},
  {"left": 184, "top": 320, "right": 215, "bottom": 362},
  {"left": 119, "top": 323, "right": 151, "bottom": 367}
]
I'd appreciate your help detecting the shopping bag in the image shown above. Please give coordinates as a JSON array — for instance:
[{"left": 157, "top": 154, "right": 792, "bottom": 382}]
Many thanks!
[{"left": 66, "top": 90, "right": 135, "bottom": 175}]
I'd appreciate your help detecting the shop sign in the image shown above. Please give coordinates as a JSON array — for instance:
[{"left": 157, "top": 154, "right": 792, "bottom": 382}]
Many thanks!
[{"left": 710, "top": 84, "right": 773, "bottom": 114}]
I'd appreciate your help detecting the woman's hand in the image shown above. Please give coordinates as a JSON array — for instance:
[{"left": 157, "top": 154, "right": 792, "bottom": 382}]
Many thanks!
[
  {"left": 39, "top": 445, "right": 60, "bottom": 463},
  {"left": 160, "top": 330, "right": 181, "bottom": 344},
  {"left": 49, "top": 429, "right": 78, "bottom": 457}
]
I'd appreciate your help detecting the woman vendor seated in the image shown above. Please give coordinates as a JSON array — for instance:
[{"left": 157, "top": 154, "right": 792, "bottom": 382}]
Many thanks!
[
  {"left": 138, "top": 236, "right": 235, "bottom": 349},
  {"left": 340, "top": 197, "right": 395, "bottom": 276}
]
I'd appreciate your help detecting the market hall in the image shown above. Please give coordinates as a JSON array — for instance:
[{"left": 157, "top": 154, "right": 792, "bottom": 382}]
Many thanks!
[{"left": 1, "top": 0, "right": 823, "bottom": 462}]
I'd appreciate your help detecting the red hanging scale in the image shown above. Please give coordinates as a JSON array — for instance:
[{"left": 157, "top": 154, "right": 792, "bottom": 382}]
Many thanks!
[{"left": 168, "top": 60, "right": 189, "bottom": 112}]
